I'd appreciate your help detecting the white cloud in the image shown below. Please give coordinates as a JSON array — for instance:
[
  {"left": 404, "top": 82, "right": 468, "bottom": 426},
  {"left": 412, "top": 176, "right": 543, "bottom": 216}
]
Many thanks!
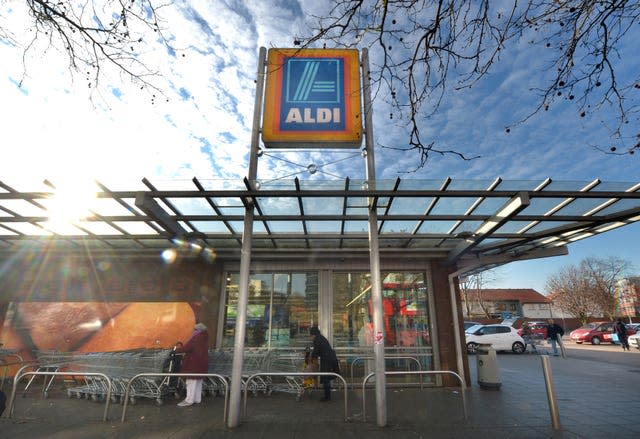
[{"left": 0, "top": 1, "right": 638, "bottom": 288}]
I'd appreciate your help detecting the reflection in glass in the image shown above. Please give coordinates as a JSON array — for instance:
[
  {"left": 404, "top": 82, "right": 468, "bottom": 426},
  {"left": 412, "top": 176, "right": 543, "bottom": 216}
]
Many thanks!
[
  {"left": 222, "top": 272, "right": 318, "bottom": 349},
  {"left": 332, "top": 272, "right": 430, "bottom": 349}
]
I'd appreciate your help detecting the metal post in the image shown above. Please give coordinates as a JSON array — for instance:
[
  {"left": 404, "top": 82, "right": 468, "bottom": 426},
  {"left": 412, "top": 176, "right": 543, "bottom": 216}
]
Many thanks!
[
  {"left": 541, "top": 355, "right": 562, "bottom": 431},
  {"left": 247, "top": 46, "right": 266, "bottom": 180},
  {"left": 362, "top": 47, "right": 387, "bottom": 427},
  {"left": 227, "top": 46, "right": 266, "bottom": 429},
  {"left": 448, "top": 272, "right": 467, "bottom": 391}
]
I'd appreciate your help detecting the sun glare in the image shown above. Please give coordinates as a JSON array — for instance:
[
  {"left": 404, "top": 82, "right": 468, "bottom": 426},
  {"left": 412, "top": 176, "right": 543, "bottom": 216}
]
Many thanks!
[{"left": 44, "top": 182, "right": 98, "bottom": 232}]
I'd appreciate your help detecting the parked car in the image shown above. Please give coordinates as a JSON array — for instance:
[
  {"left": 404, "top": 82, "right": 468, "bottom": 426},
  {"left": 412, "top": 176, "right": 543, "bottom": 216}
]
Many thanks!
[
  {"left": 465, "top": 324, "right": 526, "bottom": 354},
  {"left": 628, "top": 331, "right": 640, "bottom": 350},
  {"left": 569, "top": 321, "right": 631, "bottom": 345},
  {"left": 611, "top": 323, "right": 640, "bottom": 344},
  {"left": 517, "top": 321, "right": 548, "bottom": 338}
]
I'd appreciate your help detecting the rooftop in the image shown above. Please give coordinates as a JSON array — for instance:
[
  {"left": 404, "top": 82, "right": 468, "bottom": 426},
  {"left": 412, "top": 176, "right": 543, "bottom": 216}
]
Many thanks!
[{"left": 465, "top": 288, "right": 551, "bottom": 303}]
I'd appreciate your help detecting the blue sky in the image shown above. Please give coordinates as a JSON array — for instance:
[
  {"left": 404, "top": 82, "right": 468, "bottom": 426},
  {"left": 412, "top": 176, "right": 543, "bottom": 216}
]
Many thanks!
[{"left": 0, "top": 1, "right": 638, "bottom": 293}]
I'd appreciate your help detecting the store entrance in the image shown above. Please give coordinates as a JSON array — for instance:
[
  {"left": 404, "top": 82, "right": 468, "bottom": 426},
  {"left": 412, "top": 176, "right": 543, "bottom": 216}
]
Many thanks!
[
  {"left": 332, "top": 272, "right": 431, "bottom": 349},
  {"left": 331, "top": 271, "right": 435, "bottom": 382}
]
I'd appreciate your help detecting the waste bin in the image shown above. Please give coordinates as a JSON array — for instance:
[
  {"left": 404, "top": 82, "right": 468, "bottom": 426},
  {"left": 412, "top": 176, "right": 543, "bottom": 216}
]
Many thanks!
[{"left": 476, "top": 343, "right": 501, "bottom": 390}]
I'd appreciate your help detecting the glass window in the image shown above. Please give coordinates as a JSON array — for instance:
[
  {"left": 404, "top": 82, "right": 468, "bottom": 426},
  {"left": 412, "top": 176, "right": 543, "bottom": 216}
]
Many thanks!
[
  {"left": 331, "top": 272, "right": 430, "bottom": 349},
  {"left": 222, "top": 272, "right": 318, "bottom": 349}
]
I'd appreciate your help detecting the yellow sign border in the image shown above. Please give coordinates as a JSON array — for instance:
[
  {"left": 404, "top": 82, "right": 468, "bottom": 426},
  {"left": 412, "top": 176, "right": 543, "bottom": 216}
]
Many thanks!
[{"left": 262, "top": 48, "right": 362, "bottom": 148}]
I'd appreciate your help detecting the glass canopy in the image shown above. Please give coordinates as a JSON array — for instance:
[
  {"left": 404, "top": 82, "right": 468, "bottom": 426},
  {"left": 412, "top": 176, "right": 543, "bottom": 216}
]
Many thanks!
[{"left": 0, "top": 177, "right": 638, "bottom": 271}]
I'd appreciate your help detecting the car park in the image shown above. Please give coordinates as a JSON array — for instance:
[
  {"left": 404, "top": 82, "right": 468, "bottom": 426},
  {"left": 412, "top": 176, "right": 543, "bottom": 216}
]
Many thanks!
[
  {"left": 569, "top": 321, "right": 636, "bottom": 345},
  {"left": 465, "top": 324, "right": 526, "bottom": 354}
]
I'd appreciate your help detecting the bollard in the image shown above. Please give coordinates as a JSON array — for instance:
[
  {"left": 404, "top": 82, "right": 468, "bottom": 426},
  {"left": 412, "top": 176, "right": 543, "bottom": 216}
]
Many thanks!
[{"left": 541, "top": 355, "right": 562, "bottom": 431}]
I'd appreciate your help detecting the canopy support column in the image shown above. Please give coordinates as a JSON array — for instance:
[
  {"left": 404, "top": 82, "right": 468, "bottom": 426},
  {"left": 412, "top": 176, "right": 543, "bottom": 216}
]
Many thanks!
[
  {"left": 362, "top": 47, "right": 387, "bottom": 427},
  {"left": 227, "top": 46, "right": 266, "bottom": 428}
]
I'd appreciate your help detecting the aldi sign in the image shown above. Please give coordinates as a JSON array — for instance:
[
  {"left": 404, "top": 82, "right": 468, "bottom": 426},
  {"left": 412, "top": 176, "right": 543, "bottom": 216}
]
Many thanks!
[{"left": 262, "top": 48, "right": 362, "bottom": 148}]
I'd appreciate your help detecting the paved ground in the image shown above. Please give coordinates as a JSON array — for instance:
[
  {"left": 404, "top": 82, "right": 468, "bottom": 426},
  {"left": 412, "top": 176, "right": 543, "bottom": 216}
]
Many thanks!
[{"left": 2, "top": 346, "right": 639, "bottom": 438}]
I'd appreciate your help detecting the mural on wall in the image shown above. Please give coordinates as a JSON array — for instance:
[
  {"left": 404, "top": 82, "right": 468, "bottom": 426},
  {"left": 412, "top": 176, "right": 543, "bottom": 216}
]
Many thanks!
[
  {"left": 0, "top": 302, "right": 199, "bottom": 376},
  {"left": 0, "top": 254, "right": 219, "bottom": 376},
  {"left": 0, "top": 258, "right": 209, "bottom": 302}
]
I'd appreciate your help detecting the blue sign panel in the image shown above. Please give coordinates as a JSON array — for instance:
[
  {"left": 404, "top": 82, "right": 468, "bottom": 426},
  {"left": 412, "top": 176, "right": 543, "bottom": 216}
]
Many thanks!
[{"left": 280, "top": 57, "right": 345, "bottom": 132}]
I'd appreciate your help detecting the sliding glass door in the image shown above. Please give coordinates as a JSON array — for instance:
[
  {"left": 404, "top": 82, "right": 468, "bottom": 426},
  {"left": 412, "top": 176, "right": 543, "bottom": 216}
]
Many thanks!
[
  {"left": 222, "top": 272, "right": 318, "bottom": 349},
  {"left": 332, "top": 272, "right": 431, "bottom": 349}
]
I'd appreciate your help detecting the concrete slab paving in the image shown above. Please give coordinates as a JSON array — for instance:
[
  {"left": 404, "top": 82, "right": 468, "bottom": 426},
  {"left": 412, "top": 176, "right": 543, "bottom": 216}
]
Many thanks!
[{"left": 1, "top": 349, "right": 639, "bottom": 438}]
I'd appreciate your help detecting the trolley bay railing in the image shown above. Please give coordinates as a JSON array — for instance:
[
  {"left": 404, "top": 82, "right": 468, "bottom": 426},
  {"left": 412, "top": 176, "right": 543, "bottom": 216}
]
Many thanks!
[
  {"left": 0, "top": 352, "right": 25, "bottom": 390},
  {"left": 120, "top": 372, "right": 229, "bottom": 423},
  {"left": 9, "top": 371, "right": 113, "bottom": 422},
  {"left": 349, "top": 355, "right": 423, "bottom": 389},
  {"left": 242, "top": 372, "right": 348, "bottom": 421},
  {"left": 361, "top": 370, "right": 468, "bottom": 421}
]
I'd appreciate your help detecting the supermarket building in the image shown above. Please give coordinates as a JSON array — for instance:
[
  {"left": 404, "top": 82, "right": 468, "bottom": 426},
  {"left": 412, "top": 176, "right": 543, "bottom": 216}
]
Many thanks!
[{"left": 1, "top": 48, "right": 639, "bottom": 427}]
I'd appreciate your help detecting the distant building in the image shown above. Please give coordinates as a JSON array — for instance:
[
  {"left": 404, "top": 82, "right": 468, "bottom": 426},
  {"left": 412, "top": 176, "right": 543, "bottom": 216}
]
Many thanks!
[
  {"left": 461, "top": 288, "right": 555, "bottom": 319},
  {"left": 616, "top": 277, "right": 640, "bottom": 317}
]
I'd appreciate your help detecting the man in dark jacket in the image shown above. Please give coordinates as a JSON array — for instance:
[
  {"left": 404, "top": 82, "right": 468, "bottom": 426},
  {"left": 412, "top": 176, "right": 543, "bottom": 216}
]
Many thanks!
[
  {"left": 310, "top": 326, "right": 339, "bottom": 401},
  {"left": 613, "top": 318, "right": 630, "bottom": 351},
  {"left": 174, "top": 322, "right": 209, "bottom": 406},
  {"left": 546, "top": 319, "right": 564, "bottom": 356}
]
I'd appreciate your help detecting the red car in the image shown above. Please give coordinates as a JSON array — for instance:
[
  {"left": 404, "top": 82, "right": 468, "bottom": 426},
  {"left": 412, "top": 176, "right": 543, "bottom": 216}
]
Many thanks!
[
  {"left": 517, "top": 321, "right": 548, "bottom": 338},
  {"left": 569, "top": 321, "right": 637, "bottom": 345}
]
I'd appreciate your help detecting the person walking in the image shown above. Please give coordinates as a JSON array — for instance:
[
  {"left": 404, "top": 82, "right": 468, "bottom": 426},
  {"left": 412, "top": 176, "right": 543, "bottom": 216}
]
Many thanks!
[
  {"left": 613, "top": 318, "right": 630, "bottom": 351},
  {"left": 546, "top": 319, "right": 564, "bottom": 356},
  {"left": 174, "top": 322, "right": 209, "bottom": 407},
  {"left": 309, "top": 326, "right": 340, "bottom": 402},
  {"left": 521, "top": 322, "right": 538, "bottom": 354}
]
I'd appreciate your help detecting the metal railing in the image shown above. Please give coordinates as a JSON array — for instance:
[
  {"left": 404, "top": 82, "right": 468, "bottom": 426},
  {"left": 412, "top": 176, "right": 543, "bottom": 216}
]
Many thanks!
[
  {"left": 242, "top": 372, "right": 348, "bottom": 421},
  {"left": 361, "top": 370, "right": 467, "bottom": 421},
  {"left": 8, "top": 371, "right": 113, "bottom": 422},
  {"left": 11, "top": 362, "right": 67, "bottom": 398},
  {"left": 348, "top": 355, "right": 423, "bottom": 389},
  {"left": 120, "top": 373, "right": 229, "bottom": 423},
  {"left": 0, "top": 353, "right": 24, "bottom": 390}
]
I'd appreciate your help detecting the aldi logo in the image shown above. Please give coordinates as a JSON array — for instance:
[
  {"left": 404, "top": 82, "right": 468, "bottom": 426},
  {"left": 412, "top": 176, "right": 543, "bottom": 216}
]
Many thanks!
[
  {"left": 286, "top": 59, "right": 340, "bottom": 104},
  {"left": 262, "top": 48, "right": 362, "bottom": 148}
]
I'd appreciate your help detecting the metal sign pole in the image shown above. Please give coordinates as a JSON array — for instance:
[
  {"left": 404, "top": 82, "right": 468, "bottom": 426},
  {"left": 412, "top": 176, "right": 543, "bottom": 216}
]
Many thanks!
[
  {"left": 227, "top": 46, "right": 266, "bottom": 428},
  {"left": 362, "top": 47, "right": 387, "bottom": 427}
]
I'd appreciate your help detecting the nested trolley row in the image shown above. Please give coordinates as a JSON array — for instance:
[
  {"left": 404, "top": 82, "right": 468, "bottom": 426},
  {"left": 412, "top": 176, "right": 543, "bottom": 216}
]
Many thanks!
[
  {"left": 11, "top": 348, "right": 315, "bottom": 405},
  {"left": 8, "top": 346, "right": 432, "bottom": 408}
]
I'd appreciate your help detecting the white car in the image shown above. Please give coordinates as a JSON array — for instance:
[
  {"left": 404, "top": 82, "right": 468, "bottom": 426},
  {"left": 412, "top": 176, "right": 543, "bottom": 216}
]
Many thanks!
[
  {"left": 628, "top": 331, "right": 640, "bottom": 350},
  {"left": 465, "top": 324, "right": 526, "bottom": 354}
]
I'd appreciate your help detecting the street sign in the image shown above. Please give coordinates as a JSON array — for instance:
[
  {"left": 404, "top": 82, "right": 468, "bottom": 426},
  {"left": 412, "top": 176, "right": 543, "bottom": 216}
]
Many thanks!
[{"left": 262, "top": 48, "right": 362, "bottom": 148}]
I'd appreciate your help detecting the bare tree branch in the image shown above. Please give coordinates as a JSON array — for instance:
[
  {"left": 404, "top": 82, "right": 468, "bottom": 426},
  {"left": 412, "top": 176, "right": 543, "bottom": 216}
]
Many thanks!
[
  {"left": 297, "top": 1, "right": 640, "bottom": 167},
  {"left": 546, "top": 256, "right": 632, "bottom": 323},
  {"left": 6, "top": 0, "right": 173, "bottom": 99}
]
